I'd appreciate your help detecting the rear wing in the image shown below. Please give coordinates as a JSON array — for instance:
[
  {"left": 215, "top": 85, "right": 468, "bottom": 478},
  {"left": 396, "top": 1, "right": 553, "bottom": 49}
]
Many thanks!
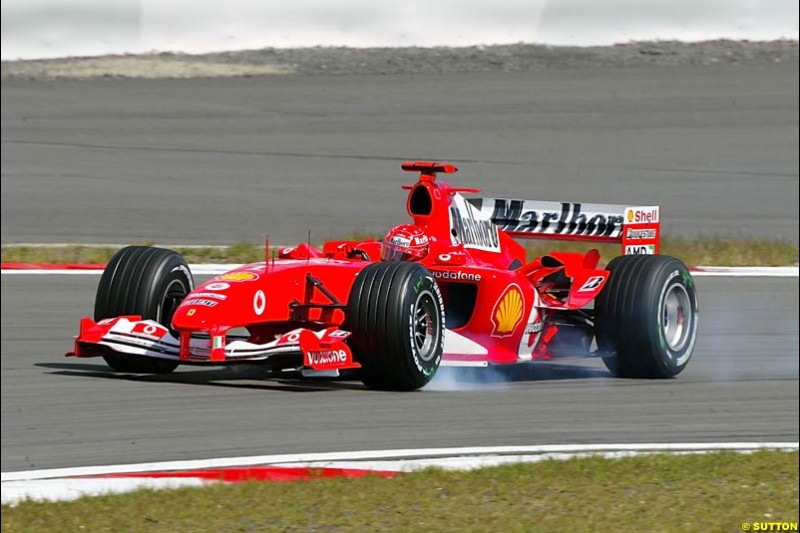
[{"left": 466, "top": 198, "right": 661, "bottom": 255}]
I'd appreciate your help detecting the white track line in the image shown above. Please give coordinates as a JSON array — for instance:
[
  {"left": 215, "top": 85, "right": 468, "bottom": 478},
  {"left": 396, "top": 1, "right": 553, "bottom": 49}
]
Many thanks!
[
  {"left": 3, "top": 442, "right": 797, "bottom": 482},
  {"left": 692, "top": 266, "right": 799, "bottom": 277},
  {"left": 2, "top": 265, "right": 798, "bottom": 277},
  {"left": 4, "top": 243, "right": 240, "bottom": 249},
  {"left": 2, "top": 478, "right": 206, "bottom": 506},
  {"left": 2, "top": 443, "right": 797, "bottom": 505},
  {"left": 1, "top": 269, "right": 104, "bottom": 275}
]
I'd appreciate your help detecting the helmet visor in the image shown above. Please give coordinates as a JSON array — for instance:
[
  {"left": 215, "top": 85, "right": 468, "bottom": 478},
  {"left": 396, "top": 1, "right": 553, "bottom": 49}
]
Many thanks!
[{"left": 381, "top": 242, "right": 416, "bottom": 262}]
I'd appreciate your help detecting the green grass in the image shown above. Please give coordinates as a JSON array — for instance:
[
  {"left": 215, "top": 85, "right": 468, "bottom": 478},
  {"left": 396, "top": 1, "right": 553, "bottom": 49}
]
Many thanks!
[
  {"left": 2, "top": 237, "right": 797, "bottom": 266},
  {"left": 0, "top": 242, "right": 268, "bottom": 265},
  {"left": 526, "top": 237, "right": 799, "bottom": 267},
  {"left": 3, "top": 451, "right": 797, "bottom": 532}
]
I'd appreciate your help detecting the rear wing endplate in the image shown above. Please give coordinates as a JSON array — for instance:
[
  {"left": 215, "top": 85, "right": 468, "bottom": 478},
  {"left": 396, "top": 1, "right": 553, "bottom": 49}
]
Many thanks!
[{"left": 466, "top": 198, "right": 661, "bottom": 255}]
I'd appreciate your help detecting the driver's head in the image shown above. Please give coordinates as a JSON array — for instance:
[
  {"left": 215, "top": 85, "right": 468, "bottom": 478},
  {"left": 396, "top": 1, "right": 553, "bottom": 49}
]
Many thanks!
[{"left": 381, "top": 224, "right": 429, "bottom": 262}]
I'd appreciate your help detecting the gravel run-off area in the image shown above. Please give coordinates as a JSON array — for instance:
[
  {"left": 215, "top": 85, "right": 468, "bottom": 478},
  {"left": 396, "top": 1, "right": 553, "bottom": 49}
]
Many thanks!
[{"left": 2, "top": 40, "right": 797, "bottom": 79}]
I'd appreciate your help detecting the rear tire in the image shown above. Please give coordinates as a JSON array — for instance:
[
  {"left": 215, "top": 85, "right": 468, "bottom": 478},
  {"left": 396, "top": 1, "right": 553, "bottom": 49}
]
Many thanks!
[
  {"left": 595, "top": 255, "right": 698, "bottom": 378},
  {"left": 346, "top": 262, "right": 444, "bottom": 391},
  {"left": 94, "top": 246, "right": 193, "bottom": 373}
]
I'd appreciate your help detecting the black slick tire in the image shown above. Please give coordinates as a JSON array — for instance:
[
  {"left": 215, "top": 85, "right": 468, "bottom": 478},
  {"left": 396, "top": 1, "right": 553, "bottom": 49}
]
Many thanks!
[
  {"left": 346, "top": 262, "right": 444, "bottom": 391},
  {"left": 94, "top": 246, "right": 193, "bottom": 373},
  {"left": 595, "top": 254, "right": 698, "bottom": 378}
]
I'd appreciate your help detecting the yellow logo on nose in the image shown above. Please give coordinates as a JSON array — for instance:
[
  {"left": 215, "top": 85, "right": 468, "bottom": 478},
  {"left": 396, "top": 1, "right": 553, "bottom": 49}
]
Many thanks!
[{"left": 216, "top": 271, "right": 259, "bottom": 282}]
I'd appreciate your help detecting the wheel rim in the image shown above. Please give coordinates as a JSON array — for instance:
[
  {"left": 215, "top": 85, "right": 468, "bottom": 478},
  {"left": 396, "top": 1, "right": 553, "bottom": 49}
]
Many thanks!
[
  {"left": 413, "top": 291, "right": 438, "bottom": 362},
  {"left": 661, "top": 283, "right": 692, "bottom": 352},
  {"left": 158, "top": 279, "right": 189, "bottom": 327}
]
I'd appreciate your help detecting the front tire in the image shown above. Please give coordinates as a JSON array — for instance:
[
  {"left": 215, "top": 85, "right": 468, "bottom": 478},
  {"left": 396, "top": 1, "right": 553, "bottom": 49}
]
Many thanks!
[
  {"left": 595, "top": 255, "right": 698, "bottom": 378},
  {"left": 94, "top": 246, "right": 193, "bottom": 373},
  {"left": 346, "top": 262, "right": 444, "bottom": 391}
]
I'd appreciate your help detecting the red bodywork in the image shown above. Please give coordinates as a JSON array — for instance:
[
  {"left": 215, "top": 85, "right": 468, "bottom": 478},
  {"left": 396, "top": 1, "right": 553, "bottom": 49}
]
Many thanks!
[{"left": 68, "top": 162, "right": 662, "bottom": 372}]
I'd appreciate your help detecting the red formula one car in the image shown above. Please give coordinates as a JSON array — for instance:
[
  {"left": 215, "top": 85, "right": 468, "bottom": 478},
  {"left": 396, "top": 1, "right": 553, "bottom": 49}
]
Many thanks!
[{"left": 68, "top": 162, "right": 698, "bottom": 390}]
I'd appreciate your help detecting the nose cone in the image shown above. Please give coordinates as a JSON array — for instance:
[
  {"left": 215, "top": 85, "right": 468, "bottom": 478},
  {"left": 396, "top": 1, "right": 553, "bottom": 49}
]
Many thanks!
[{"left": 171, "top": 305, "right": 212, "bottom": 331}]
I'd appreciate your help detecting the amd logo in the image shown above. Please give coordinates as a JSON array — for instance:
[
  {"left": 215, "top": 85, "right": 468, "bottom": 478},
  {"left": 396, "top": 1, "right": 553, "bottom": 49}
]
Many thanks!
[{"left": 625, "top": 245, "right": 655, "bottom": 255}]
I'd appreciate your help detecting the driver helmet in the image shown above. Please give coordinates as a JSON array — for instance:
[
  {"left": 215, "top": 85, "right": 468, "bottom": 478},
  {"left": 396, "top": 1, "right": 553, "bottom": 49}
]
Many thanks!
[{"left": 381, "top": 224, "right": 430, "bottom": 262}]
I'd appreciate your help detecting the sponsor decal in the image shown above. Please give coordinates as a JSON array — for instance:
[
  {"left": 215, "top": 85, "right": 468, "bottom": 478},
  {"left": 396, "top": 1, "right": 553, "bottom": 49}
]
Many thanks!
[
  {"left": 578, "top": 276, "right": 605, "bottom": 292},
  {"left": 187, "top": 309, "right": 196, "bottom": 317},
  {"left": 131, "top": 322, "right": 168, "bottom": 339},
  {"left": 413, "top": 277, "right": 425, "bottom": 294},
  {"left": 517, "top": 292, "right": 543, "bottom": 355},
  {"left": 188, "top": 292, "right": 227, "bottom": 301},
  {"left": 491, "top": 284, "right": 525, "bottom": 337},
  {"left": 216, "top": 271, "right": 259, "bottom": 282},
  {"left": 523, "top": 319, "right": 544, "bottom": 351},
  {"left": 182, "top": 298, "right": 218, "bottom": 307},
  {"left": 389, "top": 235, "right": 411, "bottom": 246},
  {"left": 473, "top": 199, "right": 624, "bottom": 238},
  {"left": 625, "top": 228, "right": 657, "bottom": 240},
  {"left": 430, "top": 284, "right": 446, "bottom": 374},
  {"left": 524, "top": 322, "right": 543, "bottom": 335},
  {"left": 276, "top": 331, "right": 302, "bottom": 345},
  {"left": 105, "top": 333, "right": 156, "bottom": 348},
  {"left": 307, "top": 349, "right": 348, "bottom": 366},
  {"left": 432, "top": 270, "right": 482, "bottom": 282},
  {"left": 435, "top": 252, "right": 467, "bottom": 266},
  {"left": 449, "top": 194, "right": 501, "bottom": 252},
  {"left": 625, "top": 245, "right": 656, "bottom": 255},
  {"left": 625, "top": 206, "right": 660, "bottom": 224},
  {"left": 253, "top": 290, "right": 266, "bottom": 316},
  {"left": 327, "top": 329, "right": 350, "bottom": 339},
  {"left": 204, "top": 282, "right": 230, "bottom": 291}
]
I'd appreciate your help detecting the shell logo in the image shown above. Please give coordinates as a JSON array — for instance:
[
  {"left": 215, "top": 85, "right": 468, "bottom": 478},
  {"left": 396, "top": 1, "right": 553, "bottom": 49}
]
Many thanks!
[
  {"left": 627, "top": 210, "right": 634, "bottom": 222},
  {"left": 216, "top": 271, "right": 259, "bottom": 282},
  {"left": 491, "top": 284, "right": 525, "bottom": 337}
]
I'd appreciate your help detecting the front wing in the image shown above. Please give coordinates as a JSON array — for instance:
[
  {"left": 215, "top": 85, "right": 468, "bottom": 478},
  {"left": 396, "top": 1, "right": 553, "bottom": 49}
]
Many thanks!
[{"left": 66, "top": 316, "right": 361, "bottom": 372}]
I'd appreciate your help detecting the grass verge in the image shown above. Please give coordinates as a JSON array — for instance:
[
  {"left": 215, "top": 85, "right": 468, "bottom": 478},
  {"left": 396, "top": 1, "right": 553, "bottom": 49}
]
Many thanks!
[
  {"left": 3, "top": 451, "right": 797, "bottom": 532},
  {"left": 2, "top": 237, "right": 798, "bottom": 266}
]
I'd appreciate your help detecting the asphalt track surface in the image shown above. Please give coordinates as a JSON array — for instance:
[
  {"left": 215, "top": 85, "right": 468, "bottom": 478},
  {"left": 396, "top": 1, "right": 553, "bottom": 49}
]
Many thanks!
[
  {"left": 1, "top": 64, "right": 798, "bottom": 474},
  {"left": 2, "top": 63, "right": 798, "bottom": 245},
  {"left": 1, "top": 274, "right": 797, "bottom": 472}
]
